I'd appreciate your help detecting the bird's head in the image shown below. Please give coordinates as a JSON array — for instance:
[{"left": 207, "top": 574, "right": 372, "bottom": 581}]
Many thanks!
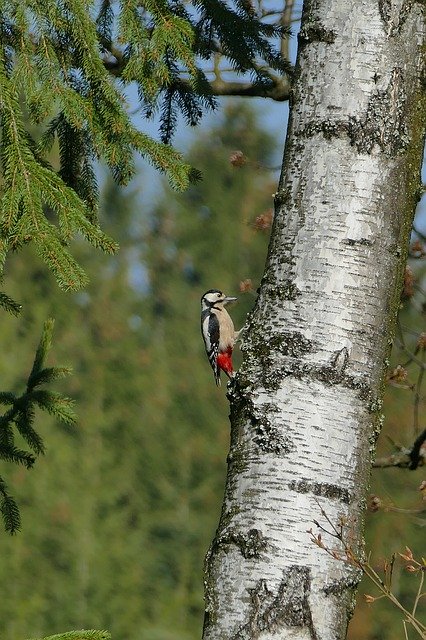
[{"left": 201, "top": 289, "right": 237, "bottom": 311}]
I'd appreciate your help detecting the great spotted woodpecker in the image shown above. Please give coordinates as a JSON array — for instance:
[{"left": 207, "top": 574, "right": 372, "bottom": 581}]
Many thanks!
[{"left": 201, "top": 289, "right": 239, "bottom": 386}]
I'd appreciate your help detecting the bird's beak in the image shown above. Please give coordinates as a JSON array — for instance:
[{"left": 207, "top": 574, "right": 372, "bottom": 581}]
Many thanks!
[{"left": 223, "top": 296, "right": 237, "bottom": 305}]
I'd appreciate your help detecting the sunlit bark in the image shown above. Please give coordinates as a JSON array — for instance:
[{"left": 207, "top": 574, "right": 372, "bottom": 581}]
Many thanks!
[{"left": 203, "top": 1, "right": 425, "bottom": 638}]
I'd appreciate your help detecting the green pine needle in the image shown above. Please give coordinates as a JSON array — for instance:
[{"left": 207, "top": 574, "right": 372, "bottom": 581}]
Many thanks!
[
  {"left": 0, "top": 443, "right": 36, "bottom": 469},
  {"left": 31, "top": 390, "right": 77, "bottom": 426},
  {"left": 15, "top": 409, "right": 45, "bottom": 456},
  {"left": 0, "top": 478, "right": 21, "bottom": 534},
  {"left": 0, "top": 0, "right": 289, "bottom": 289},
  {"left": 0, "top": 392, "right": 16, "bottom": 405},
  {"left": 28, "top": 367, "right": 73, "bottom": 389},
  {"left": 29, "top": 319, "right": 55, "bottom": 380},
  {"left": 0, "top": 319, "right": 76, "bottom": 532},
  {"left": 0, "top": 292, "right": 22, "bottom": 316},
  {"left": 26, "top": 631, "right": 111, "bottom": 640}
]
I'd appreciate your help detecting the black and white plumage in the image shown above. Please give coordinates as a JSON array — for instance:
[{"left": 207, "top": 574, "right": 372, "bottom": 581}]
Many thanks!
[{"left": 201, "top": 289, "right": 238, "bottom": 386}]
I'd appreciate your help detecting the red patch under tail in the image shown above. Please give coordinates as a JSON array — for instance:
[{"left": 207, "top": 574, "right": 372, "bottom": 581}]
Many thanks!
[{"left": 217, "top": 347, "right": 234, "bottom": 378}]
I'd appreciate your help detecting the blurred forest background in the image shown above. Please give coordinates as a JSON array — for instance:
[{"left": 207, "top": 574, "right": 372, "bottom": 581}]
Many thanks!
[{"left": 0, "top": 102, "right": 424, "bottom": 640}]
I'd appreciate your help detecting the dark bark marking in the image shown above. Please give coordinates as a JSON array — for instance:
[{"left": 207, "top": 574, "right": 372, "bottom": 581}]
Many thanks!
[
  {"left": 378, "top": 0, "right": 414, "bottom": 36},
  {"left": 279, "top": 280, "right": 302, "bottom": 301},
  {"left": 240, "top": 343, "right": 371, "bottom": 395},
  {"left": 308, "top": 361, "right": 371, "bottom": 396},
  {"left": 241, "top": 329, "right": 315, "bottom": 390},
  {"left": 227, "top": 388, "right": 292, "bottom": 471},
  {"left": 246, "top": 330, "right": 314, "bottom": 360},
  {"left": 322, "top": 569, "right": 363, "bottom": 596},
  {"left": 296, "top": 68, "right": 409, "bottom": 156},
  {"left": 203, "top": 511, "right": 269, "bottom": 634},
  {"left": 331, "top": 347, "right": 349, "bottom": 375},
  {"left": 270, "top": 331, "right": 314, "bottom": 357},
  {"left": 226, "top": 528, "right": 269, "bottom": 559},
  {"left": 232, "top": 567, "right": 318, "bottom": 639},
  {"left": 203, "top": 505, "right": 244, "bottom": 631},
  {"left": 246, "top": 398, "right": 294, "bottom": 455},
  {"left": 260, "top": 280, "right": 302, "bottom": 302},
  {"left": 289, "top": 479, "right": 351, "bottom": 504},
  {"left": 343, "top": 237, "right": 374, "bottom": 247},
  {"left": 299, "top": 21, "right": 337, "bottom": 46},
  {"left": 349, "top": 68, "right": 408, "bottom": 155},
  {"left": 252, "top": 418, "right": 294, "bottom": 456},
  {"left": 226, "top": 439, "right": 250, "bottom": 473},
  {"left": 208, "top": 523, "right": 269, "bottom": 562},
  {"left": 368, "top": 417, "right": 384, "bottom": 453},
  {"left": 296, "top": 119, "right": 349, "bottom": 142},
  {"left": 273, "top": 187, "right": 291, "bottom": 209},
  {"left": 368, "top": 395, "right": 383, "bottom": 413}
]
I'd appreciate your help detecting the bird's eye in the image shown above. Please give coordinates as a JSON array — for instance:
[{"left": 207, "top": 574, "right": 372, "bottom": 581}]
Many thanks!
[{"left": 217, "top": 292, "right": 221, "bottom": 297}]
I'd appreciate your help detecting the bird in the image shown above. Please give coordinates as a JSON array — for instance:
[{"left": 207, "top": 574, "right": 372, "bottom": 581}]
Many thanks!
[{"left": 200, "top": 289, "right": 239, "bottom": 386}]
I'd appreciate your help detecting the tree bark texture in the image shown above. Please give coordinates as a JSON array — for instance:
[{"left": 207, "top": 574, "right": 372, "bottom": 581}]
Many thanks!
[{"left": 203, "top": 2, "right": 425, "bottom": 639}]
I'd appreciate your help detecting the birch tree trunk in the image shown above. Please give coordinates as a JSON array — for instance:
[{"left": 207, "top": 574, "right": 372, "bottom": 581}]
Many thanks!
[{"left": 203, "top": 2, "right": 426, "bottom": 639}]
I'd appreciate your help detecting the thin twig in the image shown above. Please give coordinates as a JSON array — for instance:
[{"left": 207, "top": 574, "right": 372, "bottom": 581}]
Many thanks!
[{"left": 412, "top": 570, "right": 424, "bottom": 619}]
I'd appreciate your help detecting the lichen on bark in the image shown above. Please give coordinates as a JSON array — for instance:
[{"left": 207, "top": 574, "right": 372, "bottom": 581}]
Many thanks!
[{"left": 203, "top": 2, "right": 426, "bottom": 638}]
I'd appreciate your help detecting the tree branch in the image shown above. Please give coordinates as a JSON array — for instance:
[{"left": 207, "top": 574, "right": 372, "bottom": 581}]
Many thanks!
[
  {"left": 102, "top": 46, "right": 293, "bottom": 101},
  {"left": 409, "top": 428, "right": 426, "bottom": 470},
  {"left": 373, "top": 429, "right": 426, "bottom": 469},
  {"left": 208, "top": 76, "right": 291, "bottom": 100}
]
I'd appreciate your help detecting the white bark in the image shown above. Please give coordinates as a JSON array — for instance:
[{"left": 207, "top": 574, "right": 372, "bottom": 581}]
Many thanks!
[{"left": 203, "top": 1, "right": 425, "bottom": 639}]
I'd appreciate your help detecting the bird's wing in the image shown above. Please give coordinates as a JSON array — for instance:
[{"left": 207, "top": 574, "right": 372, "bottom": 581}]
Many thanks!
[{"left": 201, "top": 311, "right": 220, "bottom": 385}]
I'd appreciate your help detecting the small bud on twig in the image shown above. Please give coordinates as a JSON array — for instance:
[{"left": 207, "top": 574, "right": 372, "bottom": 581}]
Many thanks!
[
  {"left": 368, "top": 495, "right": 382, "bottom": 512},
  {"left": 387, "top": 364, "right": 408, "bottom": 383},
  {"left": 406, "top": 565, "right": 418, "bottom": 573},
  {"left": 399, "top": 546, "right": 414, "bottom": 562}
]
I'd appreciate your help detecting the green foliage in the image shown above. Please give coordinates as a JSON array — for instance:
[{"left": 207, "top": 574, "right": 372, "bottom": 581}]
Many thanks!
[
  {"left": 0, "top": 103, "right": 276, "bottom": 638},
  {"left": 0, "top": 0, "right": 289, "bottom": 291},
  {"left": 0, "top": 318, "right": 75, "bottom": 534},
  {"left": 27, "top": 632, "right": 111, "bottom": 640},
  {"left": 0, "top": 290, "right": 22, "bottom": 315},
  {"left": 0, "top": 102, "right": 422, "bottom": 640}
]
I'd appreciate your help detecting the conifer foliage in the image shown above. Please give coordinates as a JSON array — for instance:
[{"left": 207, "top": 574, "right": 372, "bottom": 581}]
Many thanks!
[
  {"left": 0, "top": 1, "right": 288, "bottom": 536},
  {"left": 28, "top": 632, "right": 111, "bottom": 640},
  {"left": 0, "top": 0, "right": 289, "bottom": 291},
  {"left": 0, "top": 318, "right": 75, "bottom": 534}
]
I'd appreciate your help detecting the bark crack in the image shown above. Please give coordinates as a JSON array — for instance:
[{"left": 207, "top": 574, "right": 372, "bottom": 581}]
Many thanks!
[
  {"left": 228, "top": 388, "right": 294, "bottom": 456},
  {"left": 231, "top": 567, "right": 318, "bottom": 640},
  {"left": 244, "top": 356, "right": 371, "bottom": 396},
  {"left": 296, "top": 67, "right": 409, "bottom": 155},
  {"left": 322, "top": 571, "right": 363, "bottom": 596},
  {"left": 217, "top": 528, "right": 269, "bottom": 559},
  {"left": 331, "top": 347, "right": 350, "bottom": 376},
  {"left": 298, "top": 20, "right": 337, "bottom": 46},
  {"left": 378, "top": 0, "right": 414, "bottom": 36}
]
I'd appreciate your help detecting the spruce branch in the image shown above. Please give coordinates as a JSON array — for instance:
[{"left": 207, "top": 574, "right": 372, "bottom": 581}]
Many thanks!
[
  {"left": 26, "top": 632, "right": 112, "bottom": 640},
  {"left": 0, "top": 291, "right": 22, "bottom": 315},
  {"left": 1, "top": 0, "right": 290, "bottom": 288},
  {"left": 0, "top": 477, "right": 21, "bottom": 535},
  {"left": 0, "top": 319, "right": 76, "bottom": 533}
]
